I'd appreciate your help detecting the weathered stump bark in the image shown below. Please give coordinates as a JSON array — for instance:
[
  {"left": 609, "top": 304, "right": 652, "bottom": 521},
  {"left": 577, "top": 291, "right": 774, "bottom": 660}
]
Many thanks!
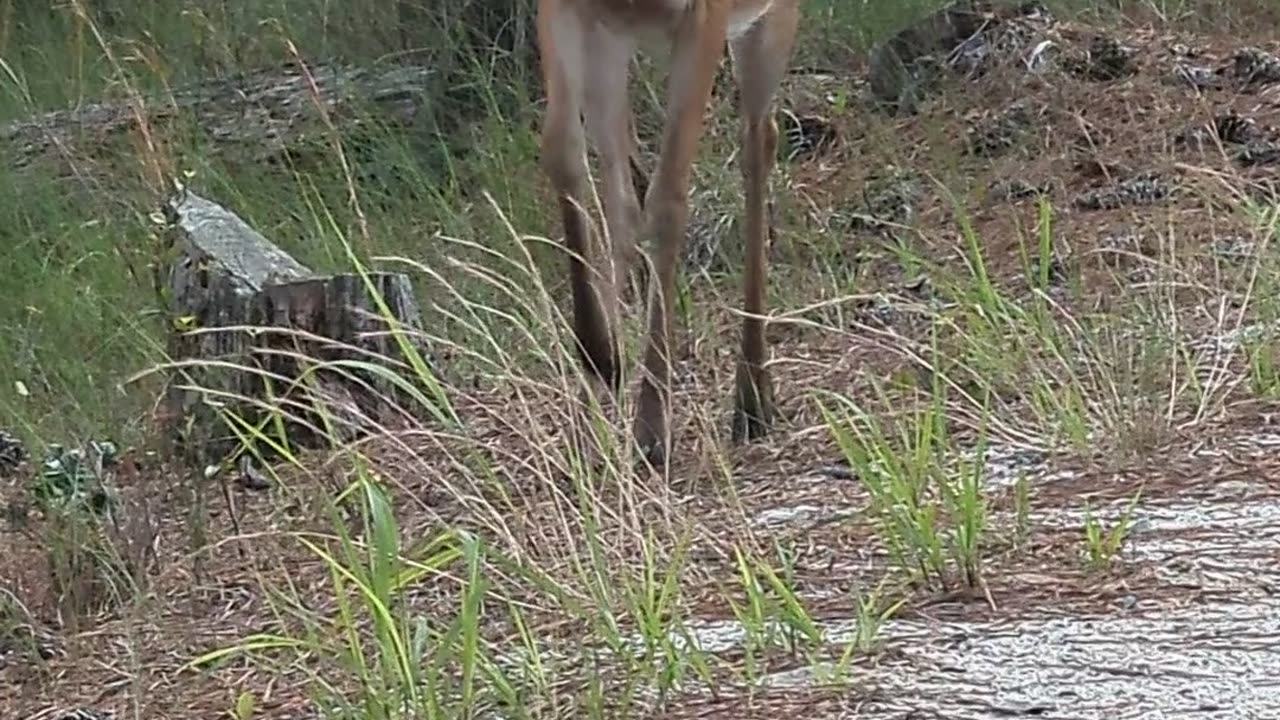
[{"left": 163, "top": 190, "right": 439, "bottom": 467}]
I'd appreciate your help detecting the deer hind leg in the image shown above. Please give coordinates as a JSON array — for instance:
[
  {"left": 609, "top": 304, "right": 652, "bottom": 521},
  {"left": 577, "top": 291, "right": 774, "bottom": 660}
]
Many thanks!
[
  {"left": 728, "top": 3, "right": 799, "bottom": 443},
  {"left": 633, "top": 8, "right": 731, "bottom": 469},
  {"left": 538, "top": 3, "right": 622, "bottom": 391}
]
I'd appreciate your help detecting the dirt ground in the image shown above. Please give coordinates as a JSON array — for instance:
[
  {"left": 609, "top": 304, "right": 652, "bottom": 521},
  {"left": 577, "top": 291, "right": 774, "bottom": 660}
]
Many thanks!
[{"left": 7, "top": 4, "right": 1280, "bottom": 719}]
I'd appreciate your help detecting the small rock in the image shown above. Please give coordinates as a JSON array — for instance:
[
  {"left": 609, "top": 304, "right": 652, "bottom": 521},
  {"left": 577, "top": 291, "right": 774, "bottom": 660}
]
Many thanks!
[
  {"left": 1234, "top": 141, "right": 1280, "bottom": 167},
  {"left": 1169, "top": 62, "right": 1220, "bottom": 90},
  {"left": 1227, "top": 47, "right": 1280, "bottom": 87},
  {"left": 1210, "top": 236, "right": 1256, "bottom": 260},
  {"left": 0, "top": 429, "right": 25, "bottom": 476},
  {"left": 1074, "top": 172, "right": 1173, "bottom": 211}
]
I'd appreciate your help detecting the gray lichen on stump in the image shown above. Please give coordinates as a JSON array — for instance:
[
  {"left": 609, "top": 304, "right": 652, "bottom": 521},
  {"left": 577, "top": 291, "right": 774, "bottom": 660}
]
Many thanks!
[{"left": 163, "top": 189, "right": 439, "bottom": 467}]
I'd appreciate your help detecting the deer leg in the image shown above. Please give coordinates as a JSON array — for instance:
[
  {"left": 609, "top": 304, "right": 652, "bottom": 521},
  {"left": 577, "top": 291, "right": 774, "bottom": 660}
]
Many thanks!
[
  {"left": 622, "top": 115, "right": 651, "bottom": 308},
  {"left": 728, "top": 4, "right": 799, "bottom": 443},
  {"left": 583, "top": 26, "right": 642, "bottom": 328},
  {"left": 633, "top": 9, "right": 731, "bottom": 469},
  {"left": 537, "top": 4, "right": 621, "bottom": 391}
]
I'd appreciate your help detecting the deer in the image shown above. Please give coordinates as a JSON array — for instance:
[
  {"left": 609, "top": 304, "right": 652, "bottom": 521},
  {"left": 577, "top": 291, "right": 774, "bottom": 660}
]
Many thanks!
[{"left": 536, "top": 0, "right": 800, "bottom": 468}]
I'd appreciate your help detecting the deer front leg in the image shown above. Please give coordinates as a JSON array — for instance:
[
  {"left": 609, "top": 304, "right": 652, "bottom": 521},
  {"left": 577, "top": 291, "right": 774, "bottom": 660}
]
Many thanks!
[
  {"left": 633, "top": 10, "right": 730, "bottom": 470},
  {"left": 584, "top": 26, "right": 643, "bottom": 330},
  {"left": 538, "top": 2, "right": 621, "bottom": 391},
  {"left": 729, "top": 1, "right": 799, "bottom": 442}
]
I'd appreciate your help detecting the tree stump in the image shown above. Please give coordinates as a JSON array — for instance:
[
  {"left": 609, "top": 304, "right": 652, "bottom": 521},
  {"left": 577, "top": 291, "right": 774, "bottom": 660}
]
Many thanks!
[{"left": 163, "top": 189, "right": 442, "bottom": 468}]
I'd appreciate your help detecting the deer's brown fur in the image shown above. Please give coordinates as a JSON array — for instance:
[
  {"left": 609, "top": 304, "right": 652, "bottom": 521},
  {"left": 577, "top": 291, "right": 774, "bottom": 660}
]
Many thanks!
[{"left": 537, "top": 0, "right": 800, "bottom": 467}]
